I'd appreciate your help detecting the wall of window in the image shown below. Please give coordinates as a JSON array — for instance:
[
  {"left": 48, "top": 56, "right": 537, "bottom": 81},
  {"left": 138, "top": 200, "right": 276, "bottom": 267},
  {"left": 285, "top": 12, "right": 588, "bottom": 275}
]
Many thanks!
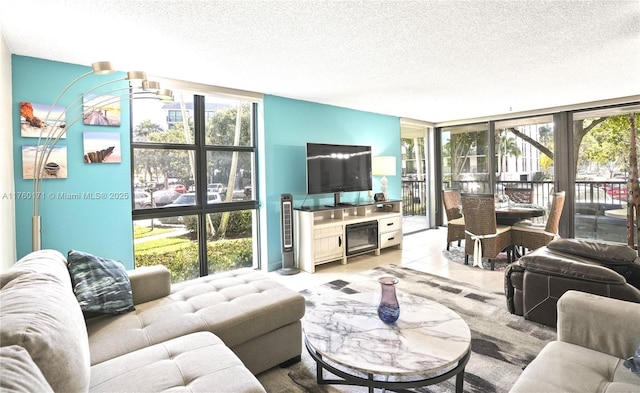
[
  {"left": 131, "top": 89, "right": 260, "bottom": 282},
  {"left": 437, "top": 104, "right": 640, "bottom": 243}
]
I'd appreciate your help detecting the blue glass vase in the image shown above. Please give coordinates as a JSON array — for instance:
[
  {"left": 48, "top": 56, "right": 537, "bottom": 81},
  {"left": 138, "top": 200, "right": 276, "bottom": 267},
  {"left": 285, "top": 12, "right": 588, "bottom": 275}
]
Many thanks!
[{"left": 377, "top": 276, "right": 400, "bottom": 323}]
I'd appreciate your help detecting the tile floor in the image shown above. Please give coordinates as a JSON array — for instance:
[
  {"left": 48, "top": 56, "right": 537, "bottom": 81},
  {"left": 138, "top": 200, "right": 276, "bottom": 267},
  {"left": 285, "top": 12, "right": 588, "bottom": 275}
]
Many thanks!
[{"left": 268, "top": 226, "right": 504, "bottom": 293}]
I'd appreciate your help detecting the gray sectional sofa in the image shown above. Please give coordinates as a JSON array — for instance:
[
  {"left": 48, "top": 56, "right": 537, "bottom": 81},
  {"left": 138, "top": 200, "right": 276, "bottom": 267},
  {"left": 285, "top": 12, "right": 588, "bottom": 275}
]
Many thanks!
[
  {"left": 510, "top": 290, "right": 640, "bottom": 392},
  {"left": 0, "top": 249, "right": 306, "bottom": 392}
]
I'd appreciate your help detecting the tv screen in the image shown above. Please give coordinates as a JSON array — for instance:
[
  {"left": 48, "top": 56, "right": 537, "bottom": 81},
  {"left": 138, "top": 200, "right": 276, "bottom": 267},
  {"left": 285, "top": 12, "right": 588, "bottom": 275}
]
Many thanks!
[{"left": 306, "top": 143, "right": 372, "bottom": 195}]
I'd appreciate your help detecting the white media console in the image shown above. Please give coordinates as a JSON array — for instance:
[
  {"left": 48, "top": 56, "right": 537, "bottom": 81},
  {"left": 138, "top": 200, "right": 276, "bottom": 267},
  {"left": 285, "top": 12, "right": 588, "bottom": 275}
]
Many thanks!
[{"left": 294, "top": 201, "right": 403, "bottom": 273}]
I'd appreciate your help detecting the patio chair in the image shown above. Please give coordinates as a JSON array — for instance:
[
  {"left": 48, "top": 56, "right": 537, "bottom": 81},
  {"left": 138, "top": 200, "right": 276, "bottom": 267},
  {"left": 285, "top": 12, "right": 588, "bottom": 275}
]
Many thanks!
[
  {"left": 511, "top": 191, "right": 566, "bottom": 253},
  {"left": 442, "top": 190, "right": 465, "bottom": 251},
  {"left": 504, "top": 187, "right": 534, "bottom": 204},
  {"left": 461, "top": 193, "right": 513, "bottom": 270}
]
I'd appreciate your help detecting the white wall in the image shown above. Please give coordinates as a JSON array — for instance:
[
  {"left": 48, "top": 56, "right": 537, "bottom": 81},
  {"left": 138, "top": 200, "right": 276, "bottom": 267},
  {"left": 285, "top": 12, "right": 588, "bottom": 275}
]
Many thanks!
[{"left": 0, "top": 30, "right": 17, "bottom": 270}]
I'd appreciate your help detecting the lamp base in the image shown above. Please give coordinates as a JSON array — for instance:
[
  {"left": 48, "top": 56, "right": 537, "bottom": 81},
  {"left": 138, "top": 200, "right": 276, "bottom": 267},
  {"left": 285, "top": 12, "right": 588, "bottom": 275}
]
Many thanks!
[
  {"left": 32, "top": 215, "right": 41, "bottom": 251},
  {"left": 380, "top": 175, "right": 389, "bottom": 200},
  {"left": 277, "top": 267, "right": 300, "bottom": 275}
]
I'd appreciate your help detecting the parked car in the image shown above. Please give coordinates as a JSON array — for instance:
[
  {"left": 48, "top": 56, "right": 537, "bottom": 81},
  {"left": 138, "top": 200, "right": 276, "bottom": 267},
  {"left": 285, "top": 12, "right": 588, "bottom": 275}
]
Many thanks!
[
  {"left": 164, "top": 192, "right": 221, "bottom": 207},
  {"left": 151, "top": 189, "right": 181, "bottom": 207},
  {"left": 171, "top": 184, "right": 187, "bottom": 194},
  {"left": 603, "top": 183, "right": 627, "bottom": 199},
  {"left": 159, "top": 192, "right": 221, "bottom": 224},
  {"left": 207, "top": 183, "right": 226, "bottom": 194},
  {"left": 134, "top": 191, "right": 152, "bottom": 209}
]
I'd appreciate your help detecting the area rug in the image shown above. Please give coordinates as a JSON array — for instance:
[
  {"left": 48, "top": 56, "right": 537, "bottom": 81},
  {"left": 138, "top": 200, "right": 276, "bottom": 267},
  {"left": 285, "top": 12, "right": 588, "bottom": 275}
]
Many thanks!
[
  {"left": 442, "top": 244, "right": 512, "bottom": 271},
  {"left": 257, "top": 265, "right": 555, "bottom": 393}
]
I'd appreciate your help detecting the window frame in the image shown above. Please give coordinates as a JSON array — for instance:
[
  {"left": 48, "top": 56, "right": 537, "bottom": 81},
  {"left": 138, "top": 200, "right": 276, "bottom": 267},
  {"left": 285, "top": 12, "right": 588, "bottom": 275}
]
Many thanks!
[{"left": 130, "top": 88, "right": 262, "bottom": 277}]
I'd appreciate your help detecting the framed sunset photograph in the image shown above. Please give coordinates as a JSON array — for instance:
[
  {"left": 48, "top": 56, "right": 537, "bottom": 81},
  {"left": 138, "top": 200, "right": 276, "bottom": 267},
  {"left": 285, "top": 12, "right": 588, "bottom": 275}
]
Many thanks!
[
  {"left": 83, "top": 94, "right": 121, "bottom": 126},
  {"left": 20, "top": 101, "right": 66, "bottom": 138}
]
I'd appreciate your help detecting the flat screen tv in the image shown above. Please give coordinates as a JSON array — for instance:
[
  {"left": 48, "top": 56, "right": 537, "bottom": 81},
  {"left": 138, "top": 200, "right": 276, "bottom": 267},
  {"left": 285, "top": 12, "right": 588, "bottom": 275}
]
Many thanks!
[{"left": 306, "top": 143, "right": 372, "bottom": 205}]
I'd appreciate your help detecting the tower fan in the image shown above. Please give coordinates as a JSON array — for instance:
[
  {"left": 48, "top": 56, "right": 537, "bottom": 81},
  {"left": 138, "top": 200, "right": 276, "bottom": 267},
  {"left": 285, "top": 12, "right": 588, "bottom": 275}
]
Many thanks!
[{"left": 278, "top": 193, "right": 299, "bottom": 275}]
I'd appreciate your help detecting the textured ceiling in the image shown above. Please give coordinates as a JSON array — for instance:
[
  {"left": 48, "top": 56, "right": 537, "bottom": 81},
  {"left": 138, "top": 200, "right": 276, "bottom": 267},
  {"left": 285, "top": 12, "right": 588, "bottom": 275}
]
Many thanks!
[{"left": 1, "top": 0, "right": 639, "bottom": 123}]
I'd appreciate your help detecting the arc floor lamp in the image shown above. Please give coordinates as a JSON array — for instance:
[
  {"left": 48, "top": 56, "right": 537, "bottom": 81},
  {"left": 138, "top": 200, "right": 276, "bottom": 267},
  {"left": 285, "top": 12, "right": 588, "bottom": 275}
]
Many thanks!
[{"left": 31, "top": 61, "right": 173, "bottom": 251}]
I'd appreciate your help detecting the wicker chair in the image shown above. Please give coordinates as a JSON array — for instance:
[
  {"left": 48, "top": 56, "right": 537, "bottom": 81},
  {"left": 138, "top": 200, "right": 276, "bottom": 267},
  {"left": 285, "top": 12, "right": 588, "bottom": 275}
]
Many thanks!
[
  {"left": 504, "top": 187, "right": 534, "bottom": 204},
  {"left": 442, "top": 190, "right": 465, "bottom": 251},
  {"left": 511, "top": 191, "right": 566, "bottom": 253},
  {"left": 461, "top": 193, "right": 513, "bottom": 270}
]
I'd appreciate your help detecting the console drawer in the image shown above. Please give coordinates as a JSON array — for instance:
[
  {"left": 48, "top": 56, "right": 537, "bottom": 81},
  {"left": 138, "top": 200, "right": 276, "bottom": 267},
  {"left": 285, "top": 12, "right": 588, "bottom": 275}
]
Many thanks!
[
  {"left": 379, "top": 216, "right": 401, "bottom": 233},
  {"left": 380, "top": 230, "right": 401, "bottom": 248}
]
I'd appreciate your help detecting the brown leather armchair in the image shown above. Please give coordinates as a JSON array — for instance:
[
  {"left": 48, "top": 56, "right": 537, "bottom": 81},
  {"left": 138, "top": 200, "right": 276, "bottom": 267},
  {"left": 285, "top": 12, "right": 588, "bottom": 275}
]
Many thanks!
[{"left": 504, "top": 238, "right": 640, "bottom": 327}]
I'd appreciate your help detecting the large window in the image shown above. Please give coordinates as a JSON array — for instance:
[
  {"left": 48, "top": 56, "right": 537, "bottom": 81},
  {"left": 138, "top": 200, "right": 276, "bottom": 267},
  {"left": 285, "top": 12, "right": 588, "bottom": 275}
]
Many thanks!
[
  {"left": 441, "top": 123, "right": 490, "bottom": 194},
  {"left": 131, "top": 90, "right": 259, "bottom": 282},
  {"left": 494, "top": 116, "right": 555, "bottom": 207}
]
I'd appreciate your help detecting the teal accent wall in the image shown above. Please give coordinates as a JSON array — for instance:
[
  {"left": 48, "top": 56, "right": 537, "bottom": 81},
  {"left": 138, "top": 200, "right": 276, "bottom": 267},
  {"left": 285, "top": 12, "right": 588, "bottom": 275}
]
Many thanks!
[
  {"left": 12, "top": 56, "right": 134, "bottom": 266},
  {"left": 262, "top": 95, "right": 401, "bottom": 271}
]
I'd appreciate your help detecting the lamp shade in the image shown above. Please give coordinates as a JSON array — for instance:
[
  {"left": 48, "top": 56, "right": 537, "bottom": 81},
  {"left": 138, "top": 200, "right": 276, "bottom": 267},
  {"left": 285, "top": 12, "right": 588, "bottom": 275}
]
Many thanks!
[
  {"left": 91, "top": 61, "right": 115, "bottom": 74},
  {"left": 372, "top": 156, "right": 397, "bottom": 176}
]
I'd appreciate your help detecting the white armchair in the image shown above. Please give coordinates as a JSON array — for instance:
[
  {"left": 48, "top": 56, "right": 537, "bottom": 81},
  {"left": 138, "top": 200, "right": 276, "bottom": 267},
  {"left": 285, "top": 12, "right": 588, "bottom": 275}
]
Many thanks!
[{"left": 510, "top": 291, "right": 640, "bottom": 392}]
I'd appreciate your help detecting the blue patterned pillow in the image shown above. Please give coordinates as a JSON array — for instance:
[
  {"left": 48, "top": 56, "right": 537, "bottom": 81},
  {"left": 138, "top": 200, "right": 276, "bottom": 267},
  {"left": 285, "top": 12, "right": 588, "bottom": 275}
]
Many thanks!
[
  {"left": 624, "top": 344, "right": 640, "bottom": 376},
  {"left": 67, "top": 250, "right": 134, "bottom": 314}
]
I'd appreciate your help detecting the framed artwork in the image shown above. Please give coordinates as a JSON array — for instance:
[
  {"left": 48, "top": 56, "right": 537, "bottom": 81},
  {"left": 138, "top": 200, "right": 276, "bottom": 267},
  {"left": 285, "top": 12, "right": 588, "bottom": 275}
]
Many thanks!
[
  {"left": 20, "top": 102, "right": 66, "bottom": 138},
  {"left": 22, "top": 145, "right": 68, "bottom": 179},
  {"left": 83, "top": 94, "right": 121, "bottom": 126},
  {"left": 83, "top": 132, "right": 121, "bottom": 163}
]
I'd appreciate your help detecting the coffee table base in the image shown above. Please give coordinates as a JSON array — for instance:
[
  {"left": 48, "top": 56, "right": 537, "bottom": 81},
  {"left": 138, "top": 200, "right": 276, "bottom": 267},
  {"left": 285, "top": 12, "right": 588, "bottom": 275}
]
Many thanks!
[{"left": 305, "top": 338, "right": 470, "bottom": 393}]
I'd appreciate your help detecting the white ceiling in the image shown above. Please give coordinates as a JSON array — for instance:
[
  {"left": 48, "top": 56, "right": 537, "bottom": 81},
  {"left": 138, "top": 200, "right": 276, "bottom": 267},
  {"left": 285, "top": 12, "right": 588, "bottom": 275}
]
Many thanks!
[{"left": 1, "top": 0, "right": 638, "bottom": 123}]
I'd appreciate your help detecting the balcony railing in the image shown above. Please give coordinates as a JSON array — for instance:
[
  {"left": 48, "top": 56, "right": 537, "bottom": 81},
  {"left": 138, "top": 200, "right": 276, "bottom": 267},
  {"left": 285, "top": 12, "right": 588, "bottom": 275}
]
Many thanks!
[{"left": 402, "top": 179, "right": 629, "bottom": 244}]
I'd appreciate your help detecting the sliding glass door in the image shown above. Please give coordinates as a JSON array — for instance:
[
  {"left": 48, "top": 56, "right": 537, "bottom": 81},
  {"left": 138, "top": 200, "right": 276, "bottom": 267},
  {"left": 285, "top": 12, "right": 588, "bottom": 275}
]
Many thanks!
[
  {"left": 401, "top": 122, "right": 432, "bottom": 234},
  {"left": 572, "top": 108, "right": 640, "bottom": 243}
]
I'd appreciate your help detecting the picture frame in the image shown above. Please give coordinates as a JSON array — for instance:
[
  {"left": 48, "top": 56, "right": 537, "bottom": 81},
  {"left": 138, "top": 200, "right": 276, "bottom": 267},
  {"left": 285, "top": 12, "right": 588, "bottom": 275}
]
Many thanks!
[
  {"left": 83, "top": 94, "right": 121, "bottom": 126},
  {"left": 20, "top": 102, "right": 66, "bottom": 138},
  {"left": 22, "top": 144, "right": 68, "bottom": 179},
  {"left": 83, "top": 132, "right": 121, "bottom": 163}
]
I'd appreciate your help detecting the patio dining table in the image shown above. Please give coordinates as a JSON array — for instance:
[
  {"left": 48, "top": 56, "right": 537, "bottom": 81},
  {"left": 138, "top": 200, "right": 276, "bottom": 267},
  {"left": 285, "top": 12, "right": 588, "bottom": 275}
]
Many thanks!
[
  {"left": 495, "top": 203, "right": 545, "bottom": 226},
  {"left": 604, "top": 208, "right": 629, "bottom": 220}
]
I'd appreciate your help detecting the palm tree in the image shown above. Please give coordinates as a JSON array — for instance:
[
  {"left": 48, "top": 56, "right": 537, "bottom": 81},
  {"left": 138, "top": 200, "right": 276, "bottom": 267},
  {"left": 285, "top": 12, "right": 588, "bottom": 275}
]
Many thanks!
[
  {"left": 496, "top": 130, "right": 522, "bottom": 176},
  {"left": 134, "top": 120, "right": 163, "bottom": 142}
]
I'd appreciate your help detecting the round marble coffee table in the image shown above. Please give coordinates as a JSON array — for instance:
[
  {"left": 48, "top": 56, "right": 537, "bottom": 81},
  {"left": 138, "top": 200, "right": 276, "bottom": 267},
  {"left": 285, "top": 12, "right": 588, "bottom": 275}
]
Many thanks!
[{"left": 303, "top": 292, "right": 471, "bottom": 393}]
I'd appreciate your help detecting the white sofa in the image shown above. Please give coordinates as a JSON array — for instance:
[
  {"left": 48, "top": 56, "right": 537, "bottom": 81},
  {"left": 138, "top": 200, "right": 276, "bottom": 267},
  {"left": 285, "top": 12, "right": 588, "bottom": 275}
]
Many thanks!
[
  {"left": 0, "top": 249, "right": 305, "bottom": 392},
  {"left": 510, "top": 290, "right": 640, "bottom": 392}
]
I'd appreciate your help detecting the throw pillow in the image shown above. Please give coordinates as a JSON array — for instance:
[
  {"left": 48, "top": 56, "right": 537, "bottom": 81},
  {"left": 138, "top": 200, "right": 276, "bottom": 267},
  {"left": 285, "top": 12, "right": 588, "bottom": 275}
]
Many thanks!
[
  {"left": 67, "top": 250, "right": 134, "bottom": 314},
  {"left": 624, "top": 344, "right": 640, "bottom": 377}
]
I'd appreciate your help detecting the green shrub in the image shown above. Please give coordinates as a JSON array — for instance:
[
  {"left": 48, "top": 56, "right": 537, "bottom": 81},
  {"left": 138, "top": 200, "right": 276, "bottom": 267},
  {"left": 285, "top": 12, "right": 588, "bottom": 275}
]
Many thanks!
[
  {"left": 135, "top": 237, "right": 253, "bottom": 283},
  {"left": 184, "top": 211, "right": 252, "bottom": 240}
]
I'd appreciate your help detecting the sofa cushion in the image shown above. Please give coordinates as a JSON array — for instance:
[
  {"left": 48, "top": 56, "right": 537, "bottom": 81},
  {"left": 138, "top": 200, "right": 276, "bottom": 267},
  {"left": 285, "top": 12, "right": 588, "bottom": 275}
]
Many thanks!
[
  {"left": 518, "top": 247, "right": 627, "bottom": 284},
  {"left": 86, "top": 268, "right": 305, "bottom": 365},
  {"left": 510, "top": 341, "right": 640, "bottom": 393},
  {"left": 89, "top": 332, "right": 266, "bottom": 393},
  {"left": 547, "top": 238, "right": 639, "bottom": 266},
  {"left": 67, "top": 249, "right": 135, "bottom": 314},
  {"left": 0, "top": 250, "right": 91, "bottom": 393},
  {"left": 0, "top": 345, "right": 53, "bottom": 392}
]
